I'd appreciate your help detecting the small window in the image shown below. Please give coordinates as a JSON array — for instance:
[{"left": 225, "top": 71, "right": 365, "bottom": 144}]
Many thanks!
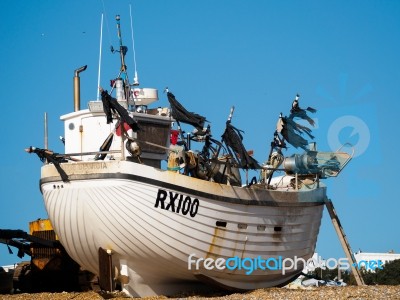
[
  {"left": 257, "top": 225, "right": 266, "bottom": 231},
  {"left": 274, "top": 226, "right": 282, "bottom": 232},
  {"left": 238, "top": 223, "right": 248, "bottom": 229},
  {"left": 216, "top": 221, "right": 227, "bottom": 227}
]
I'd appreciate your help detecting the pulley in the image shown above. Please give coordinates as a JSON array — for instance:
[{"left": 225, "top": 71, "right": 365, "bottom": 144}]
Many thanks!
[{"left": 126, "top": 140, "right": 141, "bottom": 157}]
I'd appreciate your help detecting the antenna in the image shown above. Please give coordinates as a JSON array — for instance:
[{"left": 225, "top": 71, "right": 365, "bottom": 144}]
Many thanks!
[
  {"left": 129, "top": 4, "right": 139, "bottom": 86},
  {"left": 100, "top": 0, "right": 112, "bottom": 47},
  {"left": 44, "top": 112, "right": 48, "bottom": 149},
  {"left": 96, "top": 13, "right": 104, "bottom": 101}
]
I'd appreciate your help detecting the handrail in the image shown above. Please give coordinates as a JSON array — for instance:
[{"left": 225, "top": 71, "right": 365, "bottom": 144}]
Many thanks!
[
  {"left": 61, "top": 150, "right": 121, "bottom": 158},
  {"left": 336, "top": 142, "right": 355, "bottom": 157}
]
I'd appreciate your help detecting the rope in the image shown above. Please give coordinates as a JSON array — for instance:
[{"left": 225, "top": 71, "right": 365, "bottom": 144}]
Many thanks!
[{"left": 167, "top": 151, "right": 180, "bottom": 171}]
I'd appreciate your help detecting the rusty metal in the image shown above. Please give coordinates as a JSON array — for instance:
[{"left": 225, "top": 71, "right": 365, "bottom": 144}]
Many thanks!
[
  {"left": 73, "top": 65, "right": 87, "bottom": 112},
  {"left": 29, "top": 219, "right": 60, "bottom": 271}
]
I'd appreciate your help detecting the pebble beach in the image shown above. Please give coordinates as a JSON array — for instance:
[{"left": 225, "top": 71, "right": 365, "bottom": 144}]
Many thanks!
[{"left": 1, "top": 286, "right": 400, "bottom": 300}]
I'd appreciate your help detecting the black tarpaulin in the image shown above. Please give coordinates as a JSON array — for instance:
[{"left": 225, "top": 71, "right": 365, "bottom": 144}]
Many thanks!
[
  {"left": 101, "top": 90, "right": 140, "bottom": 131},
  {"left": 277, "top": 116, "right": 313, "bottom": 151},
  {"left": 167, "top": 92, "right": 206, "bottom": 130},
  {"left": 221, "top": 123, "right": 260, "bottom": 170}
]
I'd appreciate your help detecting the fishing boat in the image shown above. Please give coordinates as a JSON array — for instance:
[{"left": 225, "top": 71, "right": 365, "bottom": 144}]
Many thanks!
[{"left": 26, "top": 15, "right": 352, "bottom": 297}]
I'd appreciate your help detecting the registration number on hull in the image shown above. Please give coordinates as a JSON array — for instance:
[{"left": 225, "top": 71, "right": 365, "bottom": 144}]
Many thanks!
[{"left": 154, "top": 189, "right": 199, "bottom": 218}]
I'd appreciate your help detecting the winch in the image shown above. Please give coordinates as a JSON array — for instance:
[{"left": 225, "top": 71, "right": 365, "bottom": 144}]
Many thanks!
[{"left": 283, "top": 148, "right": 353, "bottom": 178}]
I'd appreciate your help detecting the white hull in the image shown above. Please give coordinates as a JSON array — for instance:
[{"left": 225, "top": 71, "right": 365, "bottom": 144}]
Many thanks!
[{"left": 40, "top": 160, "right": 325, "bottom": 297}]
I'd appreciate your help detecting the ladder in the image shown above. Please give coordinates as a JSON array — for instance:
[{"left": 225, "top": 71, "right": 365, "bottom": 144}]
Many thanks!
[{"left": 324, "top": 199, "right": 365, "bottom": 285}]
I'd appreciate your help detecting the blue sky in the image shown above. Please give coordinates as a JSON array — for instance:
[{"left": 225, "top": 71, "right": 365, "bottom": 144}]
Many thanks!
[{"left": 0, "top": 0, "right": 399, "bottom": 267}]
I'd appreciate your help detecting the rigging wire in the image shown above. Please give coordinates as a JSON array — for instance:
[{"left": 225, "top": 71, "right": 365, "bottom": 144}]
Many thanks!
[
  {"left": 101, "top": 0, "right": 113, "bottom": 48},
  {"left": 129, "top": 4, "right": 139, "bottom": 85},
  {"left": 96, "top": 13, "right": 104, "bottom": 101}
]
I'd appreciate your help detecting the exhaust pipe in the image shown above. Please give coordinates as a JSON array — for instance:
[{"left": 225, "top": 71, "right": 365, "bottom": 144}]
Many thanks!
[{"left": 73, "top": 65, "right": 87, "bottom": 111}]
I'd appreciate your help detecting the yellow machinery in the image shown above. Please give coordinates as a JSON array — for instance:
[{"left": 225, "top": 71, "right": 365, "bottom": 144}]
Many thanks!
[
  {"left": 28, "top": 219, "right": 61, "bottom": 271},
  {"left": 1, "top": 219, "right": 96, "bottom": 293}
]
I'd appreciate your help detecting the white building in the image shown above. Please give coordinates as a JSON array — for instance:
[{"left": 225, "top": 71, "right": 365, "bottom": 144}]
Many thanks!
[
  {"left": 354, "top": 251, "right": 400, "bottom": 272},
  {"left": 302, "top": 251, "right": 400, "bottom": 274}
]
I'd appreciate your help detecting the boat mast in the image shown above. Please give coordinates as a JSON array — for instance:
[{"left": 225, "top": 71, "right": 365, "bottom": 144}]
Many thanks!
[
  {"left": 111, "top": 14, "right": 131, "bottom": 103},
  {"left": 116, "top": 15, "right": 127, "bottom": 74},
  {"left": 114, "top": 15, "right": 129, "bottom": 160}
]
